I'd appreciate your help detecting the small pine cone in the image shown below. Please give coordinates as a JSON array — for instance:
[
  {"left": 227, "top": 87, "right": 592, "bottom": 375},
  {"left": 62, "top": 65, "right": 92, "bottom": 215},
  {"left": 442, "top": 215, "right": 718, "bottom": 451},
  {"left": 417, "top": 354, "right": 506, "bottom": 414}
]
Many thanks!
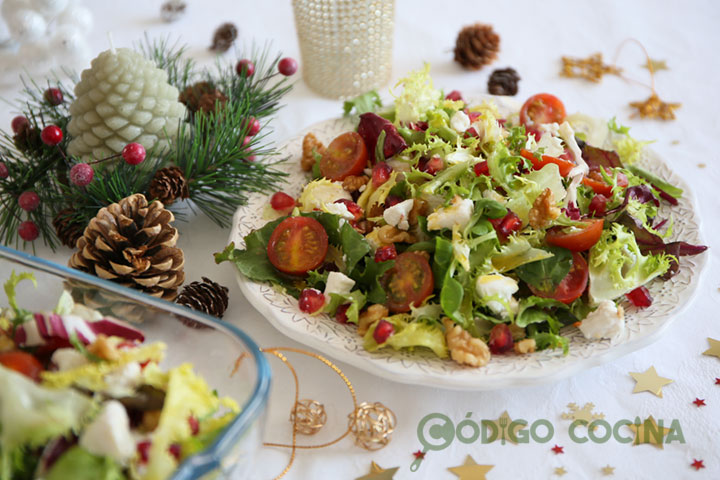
[
  {"left": 210, "top": 23, "right": 238, "bottom": 52},
  {"left": 176, "top": 277, "right": 229, "bottom": 328},
  {"left": 488, "top": 67, "right": 521, "bottom": 96},
  {"left": 454, "top": 23, "right": 500, "bottom": 71},
  {"left": 179, "top": 82, "right": 215, "bottom": 113},
  {"left": 148, "top": 167, "right": 189, "bottom": 207},
  {"left": 53, "top": 208, "right": 86, "bottom": 248},
  {"left": 160, "top": 0, "right": 186, "bottom": 22},
  {"left": 13, "top": 125, "right": 42, "bottom": 154},
  {"left": 198, "top": 90, "right": 228, "bottom": 115}
]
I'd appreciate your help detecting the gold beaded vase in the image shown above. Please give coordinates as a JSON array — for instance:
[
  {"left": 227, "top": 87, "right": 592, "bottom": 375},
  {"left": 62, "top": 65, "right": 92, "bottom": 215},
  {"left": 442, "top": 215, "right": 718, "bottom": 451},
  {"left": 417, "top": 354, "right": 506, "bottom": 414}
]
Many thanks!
[{"left": 292, "top": 0, "right": 395, "bottom": 99}]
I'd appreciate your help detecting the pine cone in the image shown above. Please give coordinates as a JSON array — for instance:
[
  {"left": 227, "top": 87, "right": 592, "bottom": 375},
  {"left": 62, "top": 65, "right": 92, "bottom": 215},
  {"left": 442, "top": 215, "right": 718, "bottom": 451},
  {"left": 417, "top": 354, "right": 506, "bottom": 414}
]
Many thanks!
[
  {"left": 148, "top": 167, "right": 189, "bottom": 206},
  {"left": 176, "top": 277, "right": 229, "bottom": 328},
  {"left": 53, "top": 208, "right": 86, "bottom": 248},
  {"left": 488, "top": 67, "right": 520, "bottom": 96},
  {"left": 13, "top": 125, "right": 42, "bottom": 154},
  {"left": 179, "top": 82, "right": 228, "bottom": 115},
  {"left": 210, "top": 23, "right": 238, "bottom": 53},
  {"left": 454, "top": 24, "right": 500, "bottom": 71},
  {"left": 69, "top": 194, "right": 185, "bottom": 301}
]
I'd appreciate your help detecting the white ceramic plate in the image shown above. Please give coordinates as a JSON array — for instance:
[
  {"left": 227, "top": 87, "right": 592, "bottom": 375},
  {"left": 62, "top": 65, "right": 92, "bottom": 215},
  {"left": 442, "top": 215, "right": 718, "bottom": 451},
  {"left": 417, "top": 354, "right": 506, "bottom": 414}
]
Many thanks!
[{"left": 229, "top": 97, "right": 707, "bottom": 391}]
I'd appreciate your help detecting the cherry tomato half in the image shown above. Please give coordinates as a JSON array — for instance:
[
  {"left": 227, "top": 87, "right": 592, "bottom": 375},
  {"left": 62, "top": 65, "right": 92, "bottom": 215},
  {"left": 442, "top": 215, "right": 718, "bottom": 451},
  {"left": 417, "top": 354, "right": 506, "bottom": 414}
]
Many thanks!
[
  {"left": 546, "top": 219, "right": 604, "bottom": 252},
  {"left": 581, "top": 168, "right": 628, "bottom": 196},
  {"left": 519, "top": 93, "right": 566, "bottom": 129},
  {"left": 382, "top": 252, "right": 434, "bottom": 313},
  {"left": 520, "top": 149, "right": 575, "bottom": 177},
  {"left": 319, "top": 131, "right": 368, "bottom": 181},
  {"left": 267, "top": 217, "right": 329, "bottom": 275},
  {"left": 529, "top": 252, "right": 589, "bottom": 304},
  {"left": 0, "top": 350, "right": 43, "bottom": 381}
]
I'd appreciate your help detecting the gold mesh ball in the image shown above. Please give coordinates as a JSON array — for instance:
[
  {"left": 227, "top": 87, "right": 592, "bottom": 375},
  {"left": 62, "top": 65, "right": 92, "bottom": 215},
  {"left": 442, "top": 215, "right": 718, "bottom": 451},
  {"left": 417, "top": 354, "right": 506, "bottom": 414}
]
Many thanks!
[
  {"left": 290, "top": 399, "right": 327, "bottom": 435},
  {"left": 347, "top": 401, "right": 396, "bottom": 450}
]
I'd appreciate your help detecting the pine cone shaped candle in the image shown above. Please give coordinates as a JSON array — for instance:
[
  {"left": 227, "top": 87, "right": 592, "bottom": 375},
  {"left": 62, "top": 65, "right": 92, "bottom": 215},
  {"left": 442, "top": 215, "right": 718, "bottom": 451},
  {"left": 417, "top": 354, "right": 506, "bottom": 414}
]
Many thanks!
[
  {"left": 66, "top": 48, "right": 186, "bottom": 160},
  {"left": 69, "top": 194, "right": 185, "bottom": 300}
]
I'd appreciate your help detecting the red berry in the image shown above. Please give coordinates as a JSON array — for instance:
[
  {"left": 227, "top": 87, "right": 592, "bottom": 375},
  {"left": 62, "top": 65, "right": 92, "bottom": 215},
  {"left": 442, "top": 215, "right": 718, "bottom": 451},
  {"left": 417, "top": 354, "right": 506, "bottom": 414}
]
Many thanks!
[
  {"left": 137, "top": 441, "right": 152, "bottom": 463},
  {"left": 488, "top": 323, "right": 514, "bottom": 354},
  {"left": 168, "top": 443, "right": 182, "bottom": 460},
  {"left": 384, "top": 194, "right": 401, "bottom": 208},
  {"left": 335, "top": 304, "right": 350, "bottom": 324},
  {"left": 122, "top": 143, "right": 146, "bottom": 165},
  {"left": 489, "top": 210, "right": 522, "bottom": 242},
  {"left": 278, "top": 57, "right": 298, "bottom": 76},
  {"left": 44, "top": 88, "right": 64, "bottom": 106},
  {"left": 373, "top": 319, "right": 395, "bottom": 344},
  {"left": 18, "top": 221, "right": 39, "bottom": 242},
  {"left": 589, "top": 194, "right": 608, "bottom": 217},
  {"left": 419, "top": 156, "right": 444, "bottom": 175},
  {"left": 247, "top": 117, "right": 261, "bottom": 136},
  {"left": 473, "top": 161, "right": 490, "bottom": 176},
  {"left": 270, "top": 192, "right": 295, "bottom": 212},
  {"left": 445, "top": 90, "right": 463, "bottom": 102},
  {"left": 40, "top": 125, "right": 63, "bottom": 146},
  {"left": 0, "top": 162, "right": 8, "bottom": 179},
  {"left": 69, "top": 163, "right": 94, "bottom": 187},
  {"left": 11, "top": 116, "right": 29, "bottom": 134},
  {"left": 298, "top": 288, "right": 325, "bottom": 314},
  {"left": 371, "top": 162, "right": 392, "bottom": 188},
  {"left": 334, "top": 199, "right": 363, "bottom": 221},
  {"left": 247, "top": 154, "right": 257, "bottom": 162},
  {"left": 235, "top": 59, "right": 255, "bottom": 77},
  {"left": 188, "top": 416, "right": 200, "bottom": 436},
  {"left": 242, "top": 136, "right": 252, "bottom": 148},
  {"left": 374, "top": 244, "right": 397, "bottom": 263},
  {"left": 625, "top": 286, "right": 652, "bottom": 308},
  {"left": 18, "top": 191, "right": 40, "bottom": 212}
]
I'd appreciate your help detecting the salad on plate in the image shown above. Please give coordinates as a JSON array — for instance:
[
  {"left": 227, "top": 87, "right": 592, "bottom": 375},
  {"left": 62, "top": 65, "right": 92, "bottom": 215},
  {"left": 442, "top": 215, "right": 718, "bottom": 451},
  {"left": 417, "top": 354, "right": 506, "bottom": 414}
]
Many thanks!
[
  {"left": 0, "top": 273, "right": 238, "bottom": 480},
  {"left": 218, "top": 65, "right": 706, "bottom": 369}
]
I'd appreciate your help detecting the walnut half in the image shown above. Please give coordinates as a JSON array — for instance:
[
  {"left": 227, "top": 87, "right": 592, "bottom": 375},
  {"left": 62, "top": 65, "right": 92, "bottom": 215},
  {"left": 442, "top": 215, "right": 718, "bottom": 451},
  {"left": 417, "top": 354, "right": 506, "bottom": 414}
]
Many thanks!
[
  {"left": 376, "top": 225, "right": 416, "bottom": 245},
  {"left": 301, "top": 133, "right": 325, "bottom": 171},
  {"left": 442, "top": 318, "right": 491, "bottom": 368},
  {"left": 528, "top": 188, "right": 561, "bottom": 229},
  {"left": 342, "top": 175, "right": 369, "bottom": 193},
  {"left": 358, "top": 304, "right": 389, "bottom": 336}
]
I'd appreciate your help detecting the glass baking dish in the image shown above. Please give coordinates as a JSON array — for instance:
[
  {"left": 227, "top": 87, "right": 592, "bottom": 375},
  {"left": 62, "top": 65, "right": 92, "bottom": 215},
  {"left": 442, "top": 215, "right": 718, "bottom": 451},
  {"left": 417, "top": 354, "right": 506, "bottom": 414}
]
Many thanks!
[{"left": 0, "top": 244, "right": 271, "bottom": 480}]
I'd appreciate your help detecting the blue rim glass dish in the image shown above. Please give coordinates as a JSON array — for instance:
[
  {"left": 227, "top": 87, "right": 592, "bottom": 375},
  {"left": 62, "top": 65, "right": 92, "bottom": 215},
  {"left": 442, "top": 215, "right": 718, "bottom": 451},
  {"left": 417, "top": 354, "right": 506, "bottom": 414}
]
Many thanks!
[{"left": 0, "top": 245, "right": 271, "bottom": 479}]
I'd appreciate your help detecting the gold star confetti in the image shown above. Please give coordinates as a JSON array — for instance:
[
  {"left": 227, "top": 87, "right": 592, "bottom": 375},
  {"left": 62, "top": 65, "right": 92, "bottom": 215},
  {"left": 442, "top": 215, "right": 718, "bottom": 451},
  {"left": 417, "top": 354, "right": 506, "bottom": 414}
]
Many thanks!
[
  {"left": 702, "top": 338, "right": 720, "bottom": 359},
  {"left": 554, "top": 466, "right": 568, "bottom": 476},
  {"left": 561, "top": 52, "right": 621, "bottom": 82},
  {"left": 447, "top": 455, "right": 494, "bottom": 480},
  {"left": 355, "top": 461, "right": 399, "bottom": 480},
  {"left": 485, "top": 410, "right": 527, "bottom": 445},
  {"left": 642, "top": 58, "right": 668, "bottom": 72},
  {"left": 561, "top": 403, "right": 604, "bottom": 430},
  {"left": 629, "top": 93, "right": 681, "bottom": 120},
  {"left": 629, "top": 366, "right": 673, "bottom": 397},
  {"left": 601, "top": 465, "right": 616, "bottom": 476},
  {"left": 627, "top": 415, "right": 671, "bottom": 448}
]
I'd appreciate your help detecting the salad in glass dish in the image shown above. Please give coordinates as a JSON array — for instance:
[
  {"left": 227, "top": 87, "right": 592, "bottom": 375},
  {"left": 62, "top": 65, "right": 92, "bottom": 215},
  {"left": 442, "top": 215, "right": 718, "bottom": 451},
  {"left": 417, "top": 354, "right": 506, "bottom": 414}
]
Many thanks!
[
  {"left": 218, "top": 65, "right": 706, "bottom": 369},
  {"left": 0, "top": 273, "right": 238, "bottom": 480}
]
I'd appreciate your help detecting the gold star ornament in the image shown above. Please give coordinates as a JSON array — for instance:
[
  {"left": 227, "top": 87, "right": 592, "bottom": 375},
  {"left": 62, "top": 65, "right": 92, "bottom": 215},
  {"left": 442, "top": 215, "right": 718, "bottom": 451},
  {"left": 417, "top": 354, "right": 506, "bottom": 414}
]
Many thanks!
[
  {"left": 485, "top": 410, "right": 527, "bottom": 445},
  {"left": 629, "top": 93, "right": 681, "bottom": 120},
  {"left": 627, "top": 416, "right": 671, "bottom": 448},
  {"left": 355, "top": 461, "right": 399, "bottom": 480},
  {"left": 561, "top": 52, "right": 621, "bottom": 82},
  {"left": 601, "top": 465, "right": 616, "bottom": 476},
  {"left": 629, "top": 366, "right": 673, "bottom": 397},
  {"left": 448, "top": 455, "right": 494, "bottom": 480},
  {"left": 554, "top": 466, "right": 568, "bottom": 476},
  {"left": 702, "top": 338, "right": 720, "bottom": 359}
]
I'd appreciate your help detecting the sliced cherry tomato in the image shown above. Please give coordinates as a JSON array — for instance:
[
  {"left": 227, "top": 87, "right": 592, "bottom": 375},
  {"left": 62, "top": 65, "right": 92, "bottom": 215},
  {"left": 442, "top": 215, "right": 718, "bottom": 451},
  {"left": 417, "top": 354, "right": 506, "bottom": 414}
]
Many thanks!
[
  {"left": 382, "top": 252, "right": 434, "bottom": 313},
  {"left": 520, "top": 149, "right": 575, "bottom": 177},
  {"left": 0, "top": 350, "right": 43, "bottom": 381},
  {"left": 546, "top": 218, "right": 604, "bottom": 252},
  {"left": 519, "top": 93, "right": 566, "bottom": 128},
  {"left": 319, "top": 131, "right": 368, "bottom": 181},
  {"left": 581, "top": 168, "right": 628, "bottom": 196},
  {"left": 267, "top": 217, "right": 329, "bottom": 275},
  {"left": 529, "top": 252, "right": 588, "bottom": 304}
]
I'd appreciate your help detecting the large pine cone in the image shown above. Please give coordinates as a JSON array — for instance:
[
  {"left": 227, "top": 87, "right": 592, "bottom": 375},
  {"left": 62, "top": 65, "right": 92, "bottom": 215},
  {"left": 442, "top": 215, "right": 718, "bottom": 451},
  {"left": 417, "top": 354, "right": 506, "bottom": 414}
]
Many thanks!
[
  {"left": 69, "top": 194, "right": 185, "bottom": 301},
  {"left": 454, "top": 24, "right": 500, "bottom": 70},
  {"left": 148, "top": 167, "right": 189, "bottom": 206}
]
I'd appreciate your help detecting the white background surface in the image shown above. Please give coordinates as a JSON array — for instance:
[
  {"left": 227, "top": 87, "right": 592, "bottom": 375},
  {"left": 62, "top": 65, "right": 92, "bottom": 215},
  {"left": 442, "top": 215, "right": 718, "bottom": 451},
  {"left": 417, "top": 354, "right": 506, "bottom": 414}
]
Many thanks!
[{"left": 1, "top": 1, "right": 720, "bottom": 479}]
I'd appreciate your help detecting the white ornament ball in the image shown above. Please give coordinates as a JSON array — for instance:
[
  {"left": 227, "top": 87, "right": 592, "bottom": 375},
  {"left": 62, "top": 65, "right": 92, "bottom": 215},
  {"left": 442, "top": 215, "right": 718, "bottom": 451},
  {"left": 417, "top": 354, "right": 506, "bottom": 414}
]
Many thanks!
[
  {"left": 32, "top": 0, "right": 70, "bottom": 18},
  {"left": 7, "top": 9, "right": 47, "bottom": 41},
  {"left": 1, "top": 0, "right": 32, "bottom": 19},
  {"left": 57, "top": 4, "right": 93, "bottom": 31},
  {"left": 53, "top": 25, "right": 85, "bottom": 55}
]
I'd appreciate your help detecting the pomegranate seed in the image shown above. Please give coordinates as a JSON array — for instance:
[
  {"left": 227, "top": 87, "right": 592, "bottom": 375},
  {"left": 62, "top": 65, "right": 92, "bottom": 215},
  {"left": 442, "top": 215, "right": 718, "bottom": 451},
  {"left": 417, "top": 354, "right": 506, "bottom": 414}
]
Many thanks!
[
  {"left": 235, "top": 59, "right": 255, "bottom": 77},
  {"left": 373, "top": 319, "right": 395, "bottom": 344},
  {"left": 247, "top": 117, "right": 261, "bottom": 136},
  {"left": 137, "top": 441, "right": 152, "bottom": 463},
  {"left": 40, "top": 125, "right": 63, "bottom": 146},
  {"left": 625, "top": 286, "right": 652, "bottom": 308},
  {"left": 445, "top": 90, "right": 463, "bottom": 102},
  {"left": 589, "top": 194, "right": 608, "bottom": 217},
  {"left": 463, "top": 127, "right": 479, "bottom": 139},
  {"left": 0, "top": 162, "right": 7, "bottom": 179},
  {"left": 467, "top": 110, "right": 481, "bottom": 122},
  {"left": 335, "top": 304, "right": 350, "bottom": 324},
  {"left": 334, "top": 198, "right": 363, "bottom": 220},
  {"left": 372, "top": 162, "right": 392, "bottom": 188},
  {"left": 488, "top": 323, "right": 514, "bottom": 354},
  {"left": 188, "top": 416, "right": 200, "bottom": 436},
  {"left": 11, "top": 116, "right": 29, "bottom": 134},
  {"left": 473, "top": 161, "right": 490, "bottom": 176},
  {"left": 270, "top": 192, "right": 295, "bottom": 212},
  {"left": 374, "top": 244, "right": 397, "bottom": 263},
  {"left": 298, "top": 288, "right": 325, "bottom": 314},
  {"left": 563, "top": 203, "right": 581, "bottom": 220},
  {"left": 168, "top": 443, "right": 182, "bottom": 460},
  {"left": 18, "top": 191, "right": 40, "bottom": 212},
  {"left": 419, "top": 156, "right": 443, "bottom": 175},
  {"left": 278, "top": 57, "right": 298, "bottom": 76},
  {"left": 122, "top": 143, "right": 146, "bottom": 165},
  {"left": 18, "top": 221, "right": 39, "bottom": 242},
  {"left": 409, "top": 121, "right": 429, "bottom": 131},
  {"left": 489, "top": 211, "right": 521, "bottom": 242},
  {"left": 384, "top": 194, "right": 401, "bottom": 208},
  {"left": 44, "top": 88, "right": 64, "bottom": 106}
]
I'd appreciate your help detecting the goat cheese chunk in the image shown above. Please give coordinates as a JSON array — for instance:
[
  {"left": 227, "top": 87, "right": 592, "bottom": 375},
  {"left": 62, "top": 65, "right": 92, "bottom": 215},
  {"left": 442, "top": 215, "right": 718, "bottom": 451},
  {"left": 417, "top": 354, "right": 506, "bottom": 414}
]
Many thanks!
[
  {"left": 383, "top": 199, "right": 414, "bottom": 231},
  {"left": 51, "top": 348, "right": 89, "bottom": 371},
  {"left": 578, "top": 300, "right": 625, "bottom": 340},
  {"left": 323, "top": 201, "right": 354, "bottom": 221},
  {"left": 427, "top": 196, "right": 474, "bottom": 231},
  {"left": 450, "top": 110, "right": 471, "bottom": 133},
  {"left": 475, "top": 274, "right": 520, "bottom": 317},
  {"left": 79, "top": 400, "right": 135, "bottom": 463},
  {"left": 323, "top": 271, "right": 356, "bottom": 297}
]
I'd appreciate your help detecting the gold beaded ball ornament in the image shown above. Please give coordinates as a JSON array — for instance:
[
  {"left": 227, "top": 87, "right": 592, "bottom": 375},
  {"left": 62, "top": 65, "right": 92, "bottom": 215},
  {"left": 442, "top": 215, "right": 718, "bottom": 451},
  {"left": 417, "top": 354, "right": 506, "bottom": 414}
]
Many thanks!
[
  {"left": 347, "top": 401, "right": 397, "bottom": 451},
  {"left": 67, "top": 48, "right": 186, "bottom": 161},
  {"left": 290, "top": 399, "right": 328, "bottom": 435}
]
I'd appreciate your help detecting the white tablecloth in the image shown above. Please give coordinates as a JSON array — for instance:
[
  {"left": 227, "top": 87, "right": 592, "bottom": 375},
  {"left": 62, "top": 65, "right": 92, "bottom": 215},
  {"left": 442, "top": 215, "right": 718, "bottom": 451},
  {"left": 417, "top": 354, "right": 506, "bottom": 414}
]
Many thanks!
[{"left": 1, "top": 1, "right": 719, "bottom": 479}]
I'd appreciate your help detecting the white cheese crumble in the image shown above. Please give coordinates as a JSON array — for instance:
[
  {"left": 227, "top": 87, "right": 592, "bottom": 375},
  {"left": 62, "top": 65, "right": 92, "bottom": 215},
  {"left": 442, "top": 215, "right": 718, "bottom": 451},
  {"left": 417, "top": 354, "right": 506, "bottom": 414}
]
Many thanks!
[
  {"left": 79, "top": 400, "right": 135, "bottom": 463},
  {"left": 323, "top": 271, "right": 356, "bottom": 297},
  {"left": 578, "top": 300, "right": 625, "bottom": 340},
  {"left": 383, "top": 199, "right": 414, "bottom": 231},
  {"left": 450, "top": 110, "right": 471, "bottom": 133},
  {"left": 427, "top": 196, "right": 474, "bottom": 231},
  {"left": 475, "top": 274, "right": 520, "bottom": 317},
  {"left": 323, "top": 202, "right": 355, "bottom": 220},
  {"left": 51, "top": 348, "right": 88, "bottom": 371}
]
